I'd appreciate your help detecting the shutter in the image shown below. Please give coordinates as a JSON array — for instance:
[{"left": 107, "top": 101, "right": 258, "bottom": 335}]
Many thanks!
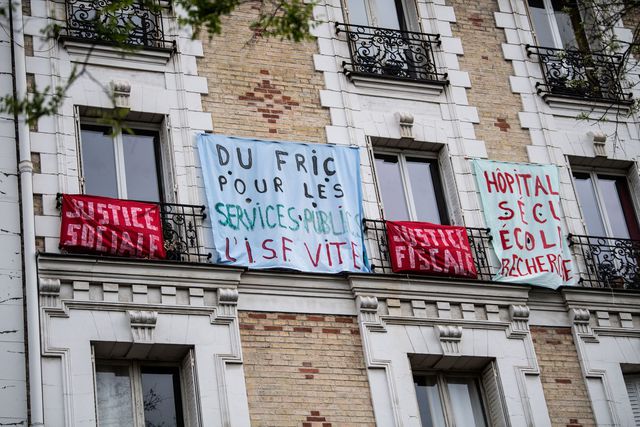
[
  {"left": 625, "top": 375, "right": 640, "bottom": 425},
  {"left": 481, "top": 361, "right": 510, "bottom": 427},
  {"left": 73, "top": 105, "right": 85, "bottom": 193},
  {"left": 181, "top": 349, "right": 202, "bottom": 427}
]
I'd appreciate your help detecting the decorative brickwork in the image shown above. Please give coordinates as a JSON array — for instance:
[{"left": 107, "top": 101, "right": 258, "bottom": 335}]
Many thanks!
[
  {"left": 239, "top": 311, "right": 376, "bottom": 426},
  {"left": 198, "top": 3, "right": 330, "bottom": 143},
  {"left": 530, "top": 327, "right": 597, "bottom": 427},
  {"left": 449, "top": 0, "right": 530, "bottom": 162}
]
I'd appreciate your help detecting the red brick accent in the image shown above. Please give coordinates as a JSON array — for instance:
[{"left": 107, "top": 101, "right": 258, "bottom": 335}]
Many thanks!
[
  {"left": 263, "top": 325, "right": 283, "bottom": 331},
  {"left": 299, "top": 368, "right": 320, "bottom": 374},
  {"left": 294, "top": 327, "right": 313, "bottom": 333},
  {"left": 239, "top": 324, "right": 255, "bottom": 330},
  {"left": 494, "top": 118, "right": 511, "bottom": 132},
  {"left": 278, "top": 314, "right": 297, "bottom": 320},
  {"left": 248, "top": 313, "right": 267, "bottom": 319},
  {"left": 322, "top": 328, "right": 340, "bottom": 334},
  {"left": 555, "top": 379, "right": 572, "bottom": 384},
  {"left": 335, "top": 317, "right": 353, "bottom": 323},
  {"left": 307, "top": 315, "right": 325, "bottom": 321}
]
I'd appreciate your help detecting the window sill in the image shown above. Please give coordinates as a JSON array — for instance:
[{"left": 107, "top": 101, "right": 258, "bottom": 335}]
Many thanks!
[
  {"left": 60, "top": 37, "right": 175, "bottom": 72},
  {"left": 345, "top": 71, "right": 448, "bottom": 100},
  {"left": 540, "top": 92, "right": 634, "bottom": 118}
]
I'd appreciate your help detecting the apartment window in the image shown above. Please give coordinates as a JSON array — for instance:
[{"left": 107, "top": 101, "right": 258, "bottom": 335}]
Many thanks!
[
  {"left": 79, "top": 125, "right": 163, "bottom": 203},
  {"left": 573, "top": 172, "right": 640, "bottom": 239},
  {"left": 95, "top": 362, "right": 184, "bottom": 427},
  {"left": 374, "top": 153, "right": 448, "bottom": 224},
  {"left": 344, "top": 0, "right": 419, "bottom": 31},
  {"left": 527, "top": 0, "right": 588, "bottom": 50},
  {"left": 625, "top": 374, "right": 640, "bottom": 424},
  {"left": 414, "top": 374, "right": 488, "bottom": 427}
]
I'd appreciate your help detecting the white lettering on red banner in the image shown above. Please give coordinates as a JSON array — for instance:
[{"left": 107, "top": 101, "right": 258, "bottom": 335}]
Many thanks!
[
  {"left": 385, "top": 221, "right": 478, "bottom": 278},
  {"left": 60, "top": 194, "right": 166, "bottom": 259}
]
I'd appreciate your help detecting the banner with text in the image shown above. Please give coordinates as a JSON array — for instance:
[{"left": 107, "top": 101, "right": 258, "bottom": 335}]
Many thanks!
[
  {"left": 197, "top": 134, "right": 369, "bottom": 273},
  {"left": 386, "top": 221, "right": 478, "bottom": 278},
  {"left": 60, "top": 194, "right": 166, "bottom": 259},
  {"left": 472, "top": 160, "right": 576, "bottom": 288}
]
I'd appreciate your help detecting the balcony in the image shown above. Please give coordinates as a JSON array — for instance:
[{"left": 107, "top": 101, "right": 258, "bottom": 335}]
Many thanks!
[
  {"left": 569, "top": 234, "right": 640, "bottom": 289},
  {"left": 335, "top": 23, "right": 448, "bottom": 85},
  {"left": 363, "top": 219, "right": 495, "bottom": 281},
  {"left": 56, "top": 195, "right": 211, "bottom": 263},
  {"left": 526, "top": 45, "right": 633, "bottom": 104},
  {"left": 62, "top": 0, "right": 172, "bottom": 49}
]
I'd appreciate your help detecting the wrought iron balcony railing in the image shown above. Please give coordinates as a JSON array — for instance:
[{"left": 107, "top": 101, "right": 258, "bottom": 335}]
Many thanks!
[
  {"left": 160, "top": 203, "right": 211, "bottom": 263},
  {"left": 336, "top": 23, "right": 448, "bottom": 84},
  {"left": 63, "top": 0, "right": 172, "bottom": 49},
  {"left": 569, "top": 234, "right": 640, "bottom": 289},
  {"left": 363, "top": 219, "right": 495, "bottom": 280},
  {"left": 56, "top": 195, "right": 211, "bottom": 263},
  {"left": 526, "top": 45, "right": 632, "bottom": 104}
]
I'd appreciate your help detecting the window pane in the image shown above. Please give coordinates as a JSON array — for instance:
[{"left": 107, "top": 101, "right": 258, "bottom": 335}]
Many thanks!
[
  {"left": 573, "top": 173, "right": 606, "bottom": 236},
  {"left": 446, "top": 378, "right": 487, "bottom": 427},
  {"left": 598, "top": 177, "right": 631, "bottom": 239},
  {"left": 346, "top": 0, "right": 369, "bottom": 26},
  {"left": 375, "top": 154, "right": 410, "bottom": 220},
  {"left": 81, "top": 126, "right": 118, "bottom": 198},
  {"left": 406, "top": 158, "right": 443, "bottom": 224},
  {"left": 123, "top": 132, "right": 162, "bottom": 203},
  {"left": 371, "top": 0, "right": 401, "bottom": 29},
  {"left": 551, "top": 0, "right": 582, "bottom": 49},
  {"left": 141, "top": 367, "right": 183, "bottom": 427},
  {"left": 95, "top": 365, "right": 135, "bottom": 427},
  {"left": 528, "top": 0, "right": 556, "bottom": 47},
  {"left": 414, "top": 376, "right": 446, "bottom": 427}
]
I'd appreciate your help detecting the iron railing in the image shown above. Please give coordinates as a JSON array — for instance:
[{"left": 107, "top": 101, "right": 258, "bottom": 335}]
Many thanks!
[
  {"left": 160, "top": 203, "right": 211, "bottom": 263},
  {"left": 56, "top": 195, "right": 211, "bottom": 263},
  {"left": 363, "top": 219, "right": 495, "bottom": 280},
  {"left": 526, "top": 45, "right": 632, "bottom": 104},
  {"left": 336, "top": 23, "right": 448, "bottom": 84},
  {"left": 569, "top": 234, "right": 640, "bottom": 289},
  {"left": 63, "top": 0, "right": 172, "bottom": 49}
]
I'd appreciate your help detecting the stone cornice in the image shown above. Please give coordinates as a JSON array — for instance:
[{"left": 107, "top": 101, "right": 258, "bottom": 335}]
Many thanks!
[{"left": 560, "top": 286, "right": 640, "bottom": 312}]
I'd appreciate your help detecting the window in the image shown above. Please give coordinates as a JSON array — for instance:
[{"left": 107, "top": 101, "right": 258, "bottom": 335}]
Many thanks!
[
  {"left": 625, "top": 374, "right": 640, "bottom": 424},
  {"left": 344, "top": 0, "right": 419, "bottom": 31},
  {"left": 573, "top": 171, "right": 640, "bottom": 239},
  {"left": 527, "top": 0, "right": 588, "bottom": 50},
  {"left": 79, "top": 124, "right": 164, "bottom": 203},
  {"left": 95, "top": 361, "right": 184, "bottom": 427},
  {"left": 374, "top": 153, "right": 448, "bottom": 224},
  {"left": 414, "top": 374, "right": 488, "bottom": 427}
]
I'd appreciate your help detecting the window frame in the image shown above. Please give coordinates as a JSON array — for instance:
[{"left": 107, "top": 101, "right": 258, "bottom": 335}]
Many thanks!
[
  {"left": 571, "top": 167, "right": 640, "bottom": 239},
  {"left": 413, "top": 371, "right": 490, "bottom": 427},
  {"left": 93, "top": 358, "right": 186, "bottom": 427},
  {"left": 341, "top": 0, "right": 421, "bottom": 32},
  {"left": 77, "top": 117, "right": 169, "bottom": 204},
  {"left": 372, "top": 150, "right": 449, "bottom": 224}
]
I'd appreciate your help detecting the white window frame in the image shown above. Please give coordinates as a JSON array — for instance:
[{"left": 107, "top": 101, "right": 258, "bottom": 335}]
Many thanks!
[
  {"left": 372, "top": 150, "right": 449, "bottom": 223},
  {"left": 572, "top": 167, "right": 639, "bottom": 238},
  {"left": 75, "top": 115, "right": 172, "bottom": 202},
  {"left": 93, "top": 358, "right": 188, "bottom": 427},
  {"left": 526, "top": 0, "right": 571, "bottom": 49},
  {"left": 341, "top": 0, "right": 421, "bottom": 31},
  {"left": 413, "top": 371, "right": 491, "bottom": 427},
  {"left": 625, "top": 373, "right": 640, "bottom": 424}
]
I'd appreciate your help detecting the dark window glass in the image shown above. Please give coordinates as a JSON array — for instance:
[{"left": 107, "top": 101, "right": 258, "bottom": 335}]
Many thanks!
[
  {"left": 123, "top": 131, "right": 162, "bottom": 202},
  {"left": 375, "top": 154, "right": 410, "bottom": 220},
  {"left": 446, "top": 377, "right": 488, "bottom": 427},
  {"left": 141, "top": 367, "right": 184, "bottom": 427},
  {"left": 406, "top": 157, "right": 447, "bottom": 224},
  {"left": 95, "top": 365, "right": 135, "bottom": 426},
  {"left": 574, "top": 173, "right": 606, "bottom": 236},
  {"left": 81, "top": 126, "right": 118, "bottom": 198},
  {"left": 414, "top": 376, "right": 446, "bottom": 427}
]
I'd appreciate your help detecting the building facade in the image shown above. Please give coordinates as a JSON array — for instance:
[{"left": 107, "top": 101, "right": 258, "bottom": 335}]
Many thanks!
[{"left": 1, "top": 0, "right": 640, "bottom": 426}]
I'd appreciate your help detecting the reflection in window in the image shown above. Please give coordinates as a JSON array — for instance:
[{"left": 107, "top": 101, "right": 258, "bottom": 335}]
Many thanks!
[
  {"left": 527, "top": 0, "right": 588, "bottom": 50},
  {"left": 95, "top": 365, "right": 135, "bottom": 427},
  {"left": 80, "top": 124, "right": 163, "bottom": 202},
  {"left": 374, "top": 153, "right": 448, "bottom": 224},
  {"left": 141, "top": 367, "right": 183, "bottom": 427}
]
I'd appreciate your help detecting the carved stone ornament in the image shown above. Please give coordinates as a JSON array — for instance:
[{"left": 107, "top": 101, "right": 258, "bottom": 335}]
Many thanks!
[
  {"left": 39, "top": 278, "right": 61, "bottom": 307},
  {"left": 436, "top": 325, "right": 462, "bottom": 354},
  {"left": 128, "top": 310, "right": 158, "bottom": 343},
  {"left": 217, "top": 288, "right": 239, "bottom": 317},
  {"left": 396, "top": 112, "right": 414, "bottom": 139},
  {"left": 588, "top": 131, "right": 607, "bottom": 157},
  {"left": 111, "top": 79, "right": 131, "bottom": 110},
  {"left": 507, "top": 304, "right": 530, "bottom": 338},
  {"left": 570, "top": 307, "right": 598, "bottom": 342}
]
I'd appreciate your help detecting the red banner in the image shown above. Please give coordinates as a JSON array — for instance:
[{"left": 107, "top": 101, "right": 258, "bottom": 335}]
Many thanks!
[
  {"left": 60, "top": 194, "right": 166, "bottom": 259},
  {"left": 386, "top": 221, "right": 477, "bottom": 278}
]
